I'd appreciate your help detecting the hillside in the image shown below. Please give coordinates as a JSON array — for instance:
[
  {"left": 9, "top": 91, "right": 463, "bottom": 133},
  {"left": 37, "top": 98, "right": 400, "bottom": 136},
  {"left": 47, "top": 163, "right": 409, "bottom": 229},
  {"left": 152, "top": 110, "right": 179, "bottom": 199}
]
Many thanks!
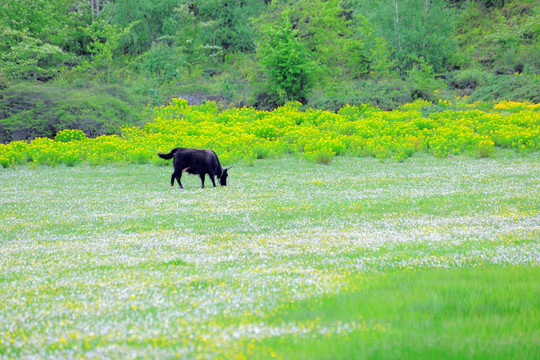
[{"left": 0, "top": 0, "right": 539, "bottom": 143}]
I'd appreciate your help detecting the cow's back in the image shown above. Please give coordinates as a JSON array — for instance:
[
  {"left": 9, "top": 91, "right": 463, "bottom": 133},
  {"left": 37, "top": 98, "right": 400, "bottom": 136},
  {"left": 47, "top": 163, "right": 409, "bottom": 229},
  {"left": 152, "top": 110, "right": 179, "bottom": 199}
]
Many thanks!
[{"left": 173, "top": 148, "right": 219, "bottom": 174}]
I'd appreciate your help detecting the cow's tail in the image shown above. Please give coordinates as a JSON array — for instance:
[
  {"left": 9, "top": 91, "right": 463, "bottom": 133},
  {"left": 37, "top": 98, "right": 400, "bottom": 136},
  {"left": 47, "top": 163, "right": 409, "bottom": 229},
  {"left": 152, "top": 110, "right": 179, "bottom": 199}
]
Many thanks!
[{"left": 157, "top": 148, "right": 179, "bottom": 160}]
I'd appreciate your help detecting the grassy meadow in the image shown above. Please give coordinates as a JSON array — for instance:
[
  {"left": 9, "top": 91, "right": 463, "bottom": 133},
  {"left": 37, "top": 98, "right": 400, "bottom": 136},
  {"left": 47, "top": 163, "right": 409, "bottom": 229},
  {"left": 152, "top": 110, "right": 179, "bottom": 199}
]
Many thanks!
[{"left": 1, "top": 152, "right": 539, "bottom": 359}]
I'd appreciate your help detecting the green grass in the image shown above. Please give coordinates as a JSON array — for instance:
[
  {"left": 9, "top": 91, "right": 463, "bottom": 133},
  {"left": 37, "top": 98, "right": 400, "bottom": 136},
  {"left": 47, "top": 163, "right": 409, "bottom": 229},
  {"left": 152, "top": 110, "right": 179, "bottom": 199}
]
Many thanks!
[
  {"left": 244, "top": 266, "right": 540, "bottom": 360},
  {"left": 0, "top": 152, "right": 539, "bottom": 359}
]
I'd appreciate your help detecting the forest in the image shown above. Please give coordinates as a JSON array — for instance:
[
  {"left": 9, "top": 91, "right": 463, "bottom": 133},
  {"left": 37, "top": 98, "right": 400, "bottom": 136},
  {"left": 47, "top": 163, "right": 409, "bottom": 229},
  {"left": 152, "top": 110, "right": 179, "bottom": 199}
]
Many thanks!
[{"left": 1, "top": 0, "right": 539, "bottom": 143}]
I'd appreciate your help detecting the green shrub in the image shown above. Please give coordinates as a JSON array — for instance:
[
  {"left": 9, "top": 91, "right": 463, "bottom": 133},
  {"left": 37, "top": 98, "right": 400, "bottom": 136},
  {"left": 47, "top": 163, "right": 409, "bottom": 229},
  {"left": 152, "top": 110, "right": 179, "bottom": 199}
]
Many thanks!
[
  {"left": 406, "top": 59, "right": 446, "bottom": 102},
  {"left": 449, "top": 69, "right": 491, "bottom": 92},
  {"left": 477, "top": 138, "right": 495, "bottom": 158},
  {"left": 0, "top": 83, "right": 145, "bottom": 143},
  {"left": 308, "top": 79, "right": 412, "bottom": 111},
  {"left": 1, "top": 100, "right": 537, "bottom": 167},
  {"left": 469, "top": 75, "right": 540, "bottom": 103},
  {"left": 304, "top": 148, "right": 335, "bottom": 165},
  {"left": 54, "top": 129, "right": 86, "bottom": 142}
]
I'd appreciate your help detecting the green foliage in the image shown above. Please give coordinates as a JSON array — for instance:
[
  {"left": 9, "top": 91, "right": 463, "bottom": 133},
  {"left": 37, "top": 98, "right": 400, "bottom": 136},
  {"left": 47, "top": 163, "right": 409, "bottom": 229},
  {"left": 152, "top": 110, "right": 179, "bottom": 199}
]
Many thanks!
[
  {"left": 454, "top": 0, "right": 540, "bottom": 74},
  {"left": 361, "top": 0, "right": 457, "bottom": 74},
  {"left": 0, "top": 0, "right": 70, "bottom": 38},
  {"left": 194, "top": 0, "right": 265, "bottom": 54},
  {"left": 256, "top": 0, "right": 384, "bottom": 84},
  {"left": 0, "top": 0, "right": 92, "bottom": 81},
  {"left": 0, "top": 28, "right": 66, "bottom": 80},
  {"left": 136, "top": 2, "right": 229, "bottom": 86},
  {"left": 141, "top": 42, "right": 184, "bottom": 84},
  {"left": 308, "top": 78, "right": 413, "bottom": 111},
  {"left": 344, "top": 4, "right": 394, "bottom": 79},
  {"left": 0, "top": 83, "right": 144, "bottom": 143},
  {"left": 219, "top": 53, "right": 261, "bottom": 106},
  {"left": 55, "top": 1, "right": 94, "bottom": 56},
  {"left": 2, "top": 99, "right": 538, "bottom": 168},
  {"left": 101, "top": 0, "right": 182, "bottom": 54},
  {"left": 0, "top": 0, "right": 538, "bottom": 115},
  {"left": 54, "top": 129, "right": 87, "bottom": 142},
  {"left": 257, "top": 16, "right": 316, "bottom": 104},
  {"left": 468, "top": 74, "right": 540, "bottom": 103},
  {"left": 303, "top": 147, "right": 336, "bottom": 165},
  {"left": 276, "top": 0, "right": 359, "bottom": 77},
  {"left": 406, "top": 57, "right": 446, "bottom": 101},
  {"left": 449, "top": 68, "right": 491, "bottom": 93},
  {"left": 75, "top": 20, "right": 137, "bottom": 83},
  {"left": 0, "top": 73, "right": 7, "bottom": 91},
  {"left": 104, "top": 0, "right": 265, "bottom": 56}
]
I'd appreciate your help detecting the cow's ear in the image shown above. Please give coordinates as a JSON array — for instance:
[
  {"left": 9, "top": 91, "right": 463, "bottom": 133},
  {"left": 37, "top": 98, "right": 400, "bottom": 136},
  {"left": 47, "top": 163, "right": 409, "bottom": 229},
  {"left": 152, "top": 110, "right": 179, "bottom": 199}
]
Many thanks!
[{"left": 225, "top": 166, "right": 232, "bottom": 171}]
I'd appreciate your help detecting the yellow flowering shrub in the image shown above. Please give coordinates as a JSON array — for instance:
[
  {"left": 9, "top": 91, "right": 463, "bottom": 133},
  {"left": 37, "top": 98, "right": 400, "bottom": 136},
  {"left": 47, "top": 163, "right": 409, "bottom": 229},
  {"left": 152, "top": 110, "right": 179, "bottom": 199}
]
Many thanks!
[{"left": 0, "top": 99, "right": 538, "bottom": 168}]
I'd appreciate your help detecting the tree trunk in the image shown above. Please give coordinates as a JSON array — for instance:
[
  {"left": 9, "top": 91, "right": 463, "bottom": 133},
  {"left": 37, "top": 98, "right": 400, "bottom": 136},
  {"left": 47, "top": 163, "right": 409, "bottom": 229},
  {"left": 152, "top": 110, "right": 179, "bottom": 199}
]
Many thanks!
[
  {"left": 423, "top": 0, "right": 428, "bottom": 50},
  {"left": 91, "top": 0, "right": 105, "bottom": 18},
  {"left": 393, "top": 0, "right": 401, "bottom": 52},
  {"left": 91, "top": 0, "right": 96, "bottom": 18}
]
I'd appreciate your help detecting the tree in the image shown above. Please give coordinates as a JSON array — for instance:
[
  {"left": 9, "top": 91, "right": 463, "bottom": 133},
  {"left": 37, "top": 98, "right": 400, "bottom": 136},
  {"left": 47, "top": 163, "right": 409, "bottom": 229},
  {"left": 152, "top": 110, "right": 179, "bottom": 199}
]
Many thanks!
[
  {"left": 263, "top": 0, "right": 365, "bottom": 77},
  {"left": 101, "top": 0, "right": 183, "bottom": 54},
  {"left": 0, "top": 28, "right": 65, "bottom": 81},
  {"left": 90, "top": 0, "right": 107, "bottom": 18},
  {"left": 361, "top": 0, "right": 457, "bottom": 74},
  {"left": 75, "top": 20, "right": 137, "bottom": 82},
  {"left": 257, "top": 15, "right": 316, "bottom": 104},
  {"left": 139, "top": 3, "right": 223, "bottom": 84},
  {"left": 0, "top": 0, "right": 74, "bottom": 80},
  {"left": 255, "top": 0, "right": 386, "bottom": 88},
  {"left": 0, "top": 0, "right": 69, "bottom": 38},
  {"left": 194, "top": 0, "right": 266, "bottom": 54}
]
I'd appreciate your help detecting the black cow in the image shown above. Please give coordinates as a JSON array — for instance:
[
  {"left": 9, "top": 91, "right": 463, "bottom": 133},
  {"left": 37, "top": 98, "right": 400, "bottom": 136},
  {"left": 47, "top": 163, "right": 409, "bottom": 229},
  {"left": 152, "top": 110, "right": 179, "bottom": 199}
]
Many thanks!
[{"left": 158, "top": 147, "right": 231, "bottom": 189}]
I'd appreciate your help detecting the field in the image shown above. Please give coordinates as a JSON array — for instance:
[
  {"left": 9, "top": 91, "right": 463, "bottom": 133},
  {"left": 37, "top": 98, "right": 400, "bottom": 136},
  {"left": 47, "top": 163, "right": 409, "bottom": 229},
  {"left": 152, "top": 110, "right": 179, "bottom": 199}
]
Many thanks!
[{"left": 1, "top": 152, "right": 539, "bottom": 359}]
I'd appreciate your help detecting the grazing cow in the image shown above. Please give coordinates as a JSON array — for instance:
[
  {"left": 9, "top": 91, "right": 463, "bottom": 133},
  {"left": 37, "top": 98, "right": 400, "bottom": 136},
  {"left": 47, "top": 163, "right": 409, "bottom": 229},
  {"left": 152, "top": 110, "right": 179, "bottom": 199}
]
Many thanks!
[{"left": 158, "top": 147, "right": 230, "bottom": 189}]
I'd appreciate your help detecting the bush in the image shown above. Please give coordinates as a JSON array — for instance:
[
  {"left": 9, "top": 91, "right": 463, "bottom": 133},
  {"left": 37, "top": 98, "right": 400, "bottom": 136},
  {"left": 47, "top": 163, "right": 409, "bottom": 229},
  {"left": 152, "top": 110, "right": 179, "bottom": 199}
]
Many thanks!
[
  {"left": 469, "top": 74, "right": 540, "bottom": 103},
  {"left": 449, "top": 69, "right": 491, "bottom": 96},
  {"left": 308, "top": 79, "right": 412, "bottom": 111},
  {"left": 304, "top": 148, "right": 335, "bottom": 165},
  {"left": 258, "top": 21, "right": 316, "bottom": 104},
  {"left": 0, "top": 83, "right": 145, "bottom": 143},
  {"left": 54, "top": 129, "right": 86, "bottom": 142},
  {"left": 406, "top": 59, "right": 446, "bottom": 102},
  {"left": 0, "top": 99, "right": 537, "bottom": 167}
]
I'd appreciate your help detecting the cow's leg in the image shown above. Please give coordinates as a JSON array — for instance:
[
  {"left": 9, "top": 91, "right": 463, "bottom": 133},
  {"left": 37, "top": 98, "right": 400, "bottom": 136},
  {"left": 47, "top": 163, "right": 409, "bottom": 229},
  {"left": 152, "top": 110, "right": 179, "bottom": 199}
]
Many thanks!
[
  {"left": 170, "top": 172, "right": 176, "bottom": 189},
  {"left": 171, "top": 171, "right": 184, "bottom": 189},
  {"left": 176, "top": 172, "right": 184, "bottom": 189},
  {"left": 199, "top": 174, "right": 205, "bottom": 188},
  {"left": 210, "top": 174, "right": 216, "bottom": 187}
]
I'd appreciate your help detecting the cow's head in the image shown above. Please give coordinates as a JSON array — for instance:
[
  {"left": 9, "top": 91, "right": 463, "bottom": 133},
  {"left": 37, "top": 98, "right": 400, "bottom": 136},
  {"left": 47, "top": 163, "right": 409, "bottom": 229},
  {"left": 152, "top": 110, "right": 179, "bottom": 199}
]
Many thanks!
[{"left": 219, "top": 167, "right": 231, "bottom": 186}]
